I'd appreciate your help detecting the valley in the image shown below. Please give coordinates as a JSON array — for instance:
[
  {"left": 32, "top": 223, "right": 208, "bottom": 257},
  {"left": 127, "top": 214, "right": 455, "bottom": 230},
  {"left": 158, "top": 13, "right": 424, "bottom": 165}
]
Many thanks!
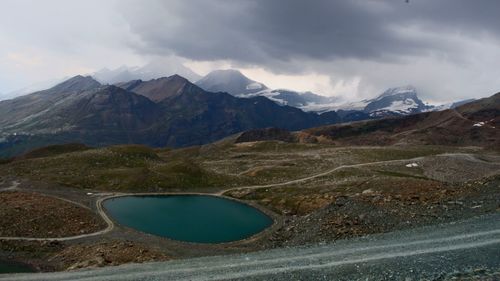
[
  {"left": 0, "top": 141, "right": 498, "bottom": 273},
  {"left": 0, "top": 74, "right": 498, "bottom": 277}
]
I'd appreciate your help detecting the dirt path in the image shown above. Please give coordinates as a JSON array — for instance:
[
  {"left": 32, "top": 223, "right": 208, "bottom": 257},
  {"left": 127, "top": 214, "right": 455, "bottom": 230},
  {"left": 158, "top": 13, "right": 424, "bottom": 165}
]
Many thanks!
[
  {"left": 216, "top": 153, "right": 479, "bottom": 195},
  {"left": 0, "top": 180, "right": 19, "bottom": 192}
]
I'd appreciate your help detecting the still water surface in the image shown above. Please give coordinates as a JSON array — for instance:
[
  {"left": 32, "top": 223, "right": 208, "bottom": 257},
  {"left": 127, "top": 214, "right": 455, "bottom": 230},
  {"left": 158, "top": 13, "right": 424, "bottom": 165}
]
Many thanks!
[{"left": 104, "top": 195, "right": 273, "bottom": 243}]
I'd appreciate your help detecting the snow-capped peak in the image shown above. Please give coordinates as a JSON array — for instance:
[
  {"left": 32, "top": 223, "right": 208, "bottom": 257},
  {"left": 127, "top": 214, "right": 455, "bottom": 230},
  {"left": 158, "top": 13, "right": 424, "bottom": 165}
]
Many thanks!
[
  {"left": 375, "top": 85, "right": 417, "bottom": 100},
  {"left": 363, "top": 86, "right": 427, "bottom": 116}
]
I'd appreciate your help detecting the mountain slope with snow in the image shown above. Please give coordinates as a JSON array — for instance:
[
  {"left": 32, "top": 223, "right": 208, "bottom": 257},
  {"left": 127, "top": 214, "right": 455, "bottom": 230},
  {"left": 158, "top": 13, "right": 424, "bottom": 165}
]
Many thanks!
[
  {"left": 196, "top": 69, "right": 339, "bottom": 111},
  {"left": 363, "top": 86, "right": 430, "bottom": 117}
]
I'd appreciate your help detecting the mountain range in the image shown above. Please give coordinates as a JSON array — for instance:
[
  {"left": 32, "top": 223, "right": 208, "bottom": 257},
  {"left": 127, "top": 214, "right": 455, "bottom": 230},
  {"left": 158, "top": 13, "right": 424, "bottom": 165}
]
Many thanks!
[
  {"left": 195, "top": 69, "right": 340, "bottom": 111},
  {"left": 0, "top": 75, "right": 347, "bottom": 157},
  {"left": 193, "top": 69, "right": 462, "bottom": 118},
  {"left": 0, "top": 59, "right": 201, "bottom": 101},
  {"left": 0, "top": 67, "right": 493, "bottom": 157},
  {"left": 92, "top": 58, "right": 202, "bottom": 84}
]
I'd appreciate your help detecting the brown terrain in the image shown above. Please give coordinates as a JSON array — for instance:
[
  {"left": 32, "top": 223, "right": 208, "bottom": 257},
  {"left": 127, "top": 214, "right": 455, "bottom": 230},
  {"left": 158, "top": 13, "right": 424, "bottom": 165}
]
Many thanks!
[
  {"left": 0, "top": 191, "right": 104, "bottom": 238},
  {"left": 302, "top": 93, "right": 500, "bottom": 147},
  {"left": 0, "top": 239, "right": 168, "bottom": 272}
]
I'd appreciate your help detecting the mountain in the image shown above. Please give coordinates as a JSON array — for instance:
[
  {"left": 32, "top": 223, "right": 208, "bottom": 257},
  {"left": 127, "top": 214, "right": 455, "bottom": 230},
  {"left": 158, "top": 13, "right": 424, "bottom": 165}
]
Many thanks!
[
  {"left": 242, "top": 89, "right": 338, "bottom": 108},
  {"left": 0, "top": 76, "right": 102, "bottom": 130},
  {"left": 196, "top": 69, "right": 339, "bottom": 110},
  {"left": 2, "top": 77, "right": 68, "bottom": 101},
  {"left": 115, "top": 75, "right": 206, "bottom": 103},
  {"left": 362, "top": 86, "right": 430, "bottom": 117},
  {"left": 0, "top": 75, "right": 343, "bottom": 157},
  {"left": 195, "top": 71, "right": 438, "bottom": 118},
  {"left": 234, "top": 92, "right": 500, "bottom": 148},
  {"left": 93, "top": 58, "right": 202, "bottom": 84},
  {"left": 0, "top": 76, "right": 164, "bottom": 152},
  {"left": 322, "top": 86, "right": 430, "bottom": 118},
  {"left": 49, "top": 75, "right": 102, "bottom": 93},
  {"left": 195, "top": 69, "right": 268, "bottom": 96}
]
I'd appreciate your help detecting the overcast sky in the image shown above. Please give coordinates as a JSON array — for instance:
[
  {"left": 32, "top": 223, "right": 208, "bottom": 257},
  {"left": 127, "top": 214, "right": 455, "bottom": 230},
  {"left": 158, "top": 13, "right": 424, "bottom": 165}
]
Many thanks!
[{"left": 1, "top": 0, "right": 500, "bottom": 102}]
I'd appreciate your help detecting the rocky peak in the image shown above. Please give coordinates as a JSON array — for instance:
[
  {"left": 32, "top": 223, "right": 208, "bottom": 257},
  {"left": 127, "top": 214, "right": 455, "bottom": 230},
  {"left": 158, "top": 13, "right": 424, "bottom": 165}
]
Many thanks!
[
  {"left": 49, "top": 75, "right": 101, "bottom": 93},
  {"left": 196, "top": 69, "right": 267, "bottom": 95}
]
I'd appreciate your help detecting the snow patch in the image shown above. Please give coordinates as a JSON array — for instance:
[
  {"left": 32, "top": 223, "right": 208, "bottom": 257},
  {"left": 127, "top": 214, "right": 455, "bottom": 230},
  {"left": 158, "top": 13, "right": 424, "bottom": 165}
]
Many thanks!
[
  {"left": 374, "top": 86, "right": 416, "bottom": 101},
  {"left": 238, "top": 89, "right": 289, "bottom": 106},
  {"left": 246, "top": 82, "right": 263, "bottom": 90},
  {"left": 381, "top": 99, "right": 418, "bottom": 113}
]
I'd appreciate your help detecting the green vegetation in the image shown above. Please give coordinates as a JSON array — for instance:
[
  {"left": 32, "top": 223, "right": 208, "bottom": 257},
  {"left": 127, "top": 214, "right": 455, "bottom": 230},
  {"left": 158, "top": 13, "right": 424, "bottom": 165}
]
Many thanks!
[{"left": 1, "top": 144, "right": 239, "bottom": 192}]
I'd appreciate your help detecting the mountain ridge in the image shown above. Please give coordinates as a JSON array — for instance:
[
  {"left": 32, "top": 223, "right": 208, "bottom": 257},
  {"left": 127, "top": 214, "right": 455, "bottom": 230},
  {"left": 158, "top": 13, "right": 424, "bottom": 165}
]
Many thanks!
[{"left": 0, "top": 75, "right": 343, "bottom": 157}]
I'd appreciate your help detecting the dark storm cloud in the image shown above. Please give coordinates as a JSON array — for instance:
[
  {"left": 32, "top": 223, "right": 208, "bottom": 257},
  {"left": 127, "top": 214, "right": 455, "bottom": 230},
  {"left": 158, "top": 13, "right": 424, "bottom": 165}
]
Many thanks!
[
  {"left": 2, "top": 0, "right": 500, "bottom": 100},
  {"left": 119, "top": 0, "right": 500, "bottom": 67}
]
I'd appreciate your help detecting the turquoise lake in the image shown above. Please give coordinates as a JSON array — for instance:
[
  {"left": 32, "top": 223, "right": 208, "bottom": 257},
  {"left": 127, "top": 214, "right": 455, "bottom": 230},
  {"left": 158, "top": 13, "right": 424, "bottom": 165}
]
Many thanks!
[{"left": 103, "top": 195, "right": 273, "bottom": 243}]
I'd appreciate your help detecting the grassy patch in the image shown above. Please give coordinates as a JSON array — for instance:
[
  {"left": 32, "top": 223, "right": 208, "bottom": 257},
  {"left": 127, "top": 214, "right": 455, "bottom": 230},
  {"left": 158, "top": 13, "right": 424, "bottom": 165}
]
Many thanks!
[{"left": 2, "top": 145, "right": 237, "bottom": 192}]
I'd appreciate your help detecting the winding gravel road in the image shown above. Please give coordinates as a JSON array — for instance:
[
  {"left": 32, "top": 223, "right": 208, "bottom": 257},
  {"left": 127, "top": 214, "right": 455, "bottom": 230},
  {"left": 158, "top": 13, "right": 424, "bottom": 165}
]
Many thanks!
[
  {"left": 3, "top": 213, "right": 499, "bottom": 281},
  {"left": 219, "top": 152, "right": 488, "bottom": 195},
  {"left": 218, "top": 155, "right": 430, "bottom": 195}
]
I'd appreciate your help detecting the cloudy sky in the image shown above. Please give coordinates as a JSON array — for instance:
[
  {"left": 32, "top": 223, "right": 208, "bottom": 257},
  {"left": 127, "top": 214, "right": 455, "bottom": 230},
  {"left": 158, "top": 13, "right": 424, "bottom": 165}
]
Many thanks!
[{"left": 1, "top": 0, "right": 500, "bottom": 103}]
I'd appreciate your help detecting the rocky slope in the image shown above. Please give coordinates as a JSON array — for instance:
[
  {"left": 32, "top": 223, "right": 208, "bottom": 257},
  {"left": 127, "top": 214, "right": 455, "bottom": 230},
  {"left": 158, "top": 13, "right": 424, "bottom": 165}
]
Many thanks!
[{"left": 305, "top": 92, "right": 500, "bottom": 147}]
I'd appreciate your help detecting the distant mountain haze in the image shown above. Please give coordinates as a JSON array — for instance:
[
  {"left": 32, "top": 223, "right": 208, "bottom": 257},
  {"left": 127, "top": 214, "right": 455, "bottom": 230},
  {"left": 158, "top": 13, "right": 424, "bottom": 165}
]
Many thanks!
[{"left": 93, "top": 59, "right": 202, "bottom": 84}]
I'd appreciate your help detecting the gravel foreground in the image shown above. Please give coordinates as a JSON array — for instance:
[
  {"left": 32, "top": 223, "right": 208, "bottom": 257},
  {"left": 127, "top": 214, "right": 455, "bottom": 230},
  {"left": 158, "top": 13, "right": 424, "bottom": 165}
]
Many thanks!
[{"left": 2, "top": 212, "right": 500, "bottom": 281}]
